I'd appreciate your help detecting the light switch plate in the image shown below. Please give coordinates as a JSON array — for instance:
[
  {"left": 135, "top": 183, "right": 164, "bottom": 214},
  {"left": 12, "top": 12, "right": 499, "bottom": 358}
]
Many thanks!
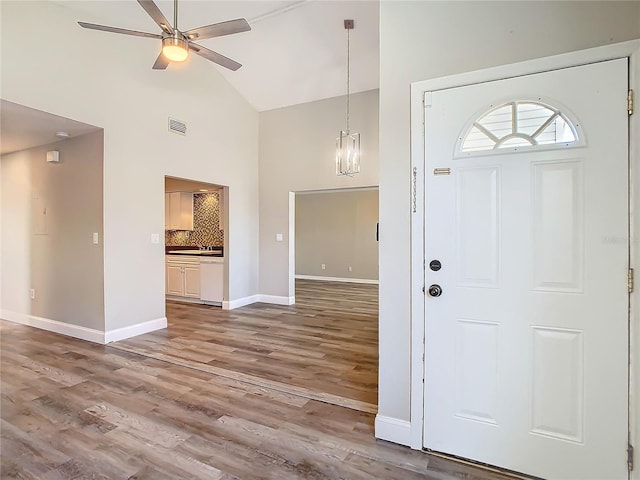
[
  {"left": 92, "top": 232, "right": 99, "bottom": 244},
  {"left": 151, "top": 233, "right": 160, "bottom": 244},
  {"left": 276, "top": 233, "right": 283, "bottom": 242}
]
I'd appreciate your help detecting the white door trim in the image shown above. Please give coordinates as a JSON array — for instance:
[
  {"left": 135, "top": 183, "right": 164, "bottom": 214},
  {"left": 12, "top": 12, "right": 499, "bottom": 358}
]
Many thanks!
[{"left": 409, "top": 39, "right": 640, "bottom": 477}]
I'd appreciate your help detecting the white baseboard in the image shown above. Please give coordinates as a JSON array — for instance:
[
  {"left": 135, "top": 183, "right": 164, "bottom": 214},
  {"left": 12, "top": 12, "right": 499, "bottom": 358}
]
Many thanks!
[
  {"left": 223, "top": 295, "right": 260, "bottom": 310},
  {"left": 1, "top": 310, "right": 167, "bottom": 344},
  {"left": 375, "top": 415, "right": 412, "bottom": 447},
  {"left": 1, "top": 309, "right": 104, "bottom": 344},
  {"left": 104, "top": 317, "right": 167, "bottom": 343},
  {"left": 223, "top": 294, "right": 296, "bottom": 310},
  {"left": 257, "top": 294, "right": 295, "bottom": 305},
  {"left": 165, "top": 295, "right": 203, "bottom": 304},
  {"left": 295, "top": 274, "right": 379, "bottom": 285}
]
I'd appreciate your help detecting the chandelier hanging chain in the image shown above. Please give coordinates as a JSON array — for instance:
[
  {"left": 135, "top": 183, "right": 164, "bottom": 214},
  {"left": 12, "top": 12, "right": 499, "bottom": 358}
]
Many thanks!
[{"left": 346, "top": 24, "right": 350, "bottom": 134}]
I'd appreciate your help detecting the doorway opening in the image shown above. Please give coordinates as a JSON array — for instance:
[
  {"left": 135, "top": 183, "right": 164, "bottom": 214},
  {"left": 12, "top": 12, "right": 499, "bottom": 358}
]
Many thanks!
[
  {"left": 288, "top": 186, "right": 380, "bottom": 410},
  {"left": 163, "top": 176, "right": 228, "bottom": 307}
]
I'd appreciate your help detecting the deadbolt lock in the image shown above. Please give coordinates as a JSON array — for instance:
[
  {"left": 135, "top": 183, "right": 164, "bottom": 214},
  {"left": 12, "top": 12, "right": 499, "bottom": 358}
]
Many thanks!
[{"left": 428, "top": 284, "right": 443, "bottom": 297}]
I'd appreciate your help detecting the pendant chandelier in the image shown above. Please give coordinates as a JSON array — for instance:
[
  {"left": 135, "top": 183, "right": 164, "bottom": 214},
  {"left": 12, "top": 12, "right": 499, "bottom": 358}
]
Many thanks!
[{"left": 336, "top": 19, "right": 360, "bottom": 177}]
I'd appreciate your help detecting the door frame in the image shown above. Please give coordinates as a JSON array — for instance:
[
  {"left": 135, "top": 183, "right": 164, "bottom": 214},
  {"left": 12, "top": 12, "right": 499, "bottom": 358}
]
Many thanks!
[{"left": 409, "top": 39, "right": 640, "bottom": 475}]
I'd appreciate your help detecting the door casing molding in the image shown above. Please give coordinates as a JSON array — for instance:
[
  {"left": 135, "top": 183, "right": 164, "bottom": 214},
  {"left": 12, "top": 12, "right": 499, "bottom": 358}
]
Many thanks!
[{"left": 409, "top": 40, "right": 640, "bottom": 478}]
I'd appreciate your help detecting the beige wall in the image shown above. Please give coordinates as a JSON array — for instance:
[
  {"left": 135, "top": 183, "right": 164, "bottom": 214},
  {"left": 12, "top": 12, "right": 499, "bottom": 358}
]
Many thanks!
[
  {"left": 378, "top": 0, "right": 640, "bottom": 427},
  {"left": 259, "top": 89, "right": 379, "bottom": 298},
  {"left": 1, "top": 131, "right": 105, "bottom": 330},
  {"left": 2, "top": 1, "right": 259, "bottom": 331},
  {"left": 296, "top": 189, "right": 378, "bottom": 281}
]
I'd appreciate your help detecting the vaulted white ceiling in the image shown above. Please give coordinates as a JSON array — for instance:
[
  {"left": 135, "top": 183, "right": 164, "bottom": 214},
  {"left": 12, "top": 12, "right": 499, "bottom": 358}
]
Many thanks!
[{"left": 55, "top": 0, "right": 380, "bottom": 112}]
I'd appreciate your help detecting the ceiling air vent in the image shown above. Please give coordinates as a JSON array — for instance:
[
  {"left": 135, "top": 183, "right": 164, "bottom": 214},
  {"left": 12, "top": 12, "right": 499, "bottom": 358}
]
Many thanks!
[{"left": 168, "top": 118, "right": 187, "bottom": 136}]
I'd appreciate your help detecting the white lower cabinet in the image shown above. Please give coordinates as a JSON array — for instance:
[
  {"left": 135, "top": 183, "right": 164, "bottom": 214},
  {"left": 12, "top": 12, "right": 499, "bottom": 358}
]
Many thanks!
[
  {"left": 166, "top": 263, "right": 185, "bottom": 296},
  {"left": 166, "top": 256, "right": 200, "bottom": 298},
  {"left": 183, "top": 264, "right": 201, "bottom": 298}
]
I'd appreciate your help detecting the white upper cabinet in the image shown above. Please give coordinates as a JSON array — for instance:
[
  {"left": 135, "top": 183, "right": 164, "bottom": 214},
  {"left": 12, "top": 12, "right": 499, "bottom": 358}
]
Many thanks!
[{"left": 165, "top": 192, "right": 194, "bottom": 230}]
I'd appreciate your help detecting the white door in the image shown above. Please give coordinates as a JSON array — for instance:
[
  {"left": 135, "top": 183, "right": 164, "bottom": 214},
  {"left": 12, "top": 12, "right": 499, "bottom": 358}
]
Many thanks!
[{"left": 423, "top": 59, "right": 629, "bottom": 479}]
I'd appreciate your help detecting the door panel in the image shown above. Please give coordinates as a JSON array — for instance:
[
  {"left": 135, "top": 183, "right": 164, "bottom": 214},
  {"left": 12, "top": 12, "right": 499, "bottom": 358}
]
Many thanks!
[
  {"left": 183, "top": 265, "right": 201, "bottom": 298},
  {"left": 166, "top": 264, "right": 184, "bottom": 296},
  {"left": 423, "top": 59, "right": 629, "bottom": 479}
]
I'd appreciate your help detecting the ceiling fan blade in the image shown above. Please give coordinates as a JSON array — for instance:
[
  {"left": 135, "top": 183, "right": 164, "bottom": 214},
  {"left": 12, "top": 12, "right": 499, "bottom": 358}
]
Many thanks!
[
  {"left": 184, "top": 18, "right": 251, "bottom": 41},
  {"left": 189, "top": 44, "right": 242, "bottom": 71},
  {"left": 152, "top": 52, "right": 170, "bottom": 70},
  {"left": 137, "top": 0, "right": 173, "bottom": 34},
  {"left": 78, "top": 21, "right": 162, "bottom": 39}
]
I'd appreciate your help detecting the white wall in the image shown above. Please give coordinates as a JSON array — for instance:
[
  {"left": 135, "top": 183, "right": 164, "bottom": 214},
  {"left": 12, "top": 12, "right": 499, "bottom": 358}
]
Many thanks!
[
  {"left": 259, "top": 89, "right": 379, "bottom": 298},
  {"left": 378, "top": 0, "right": 640, "bottom": 427},
  {"left": 1, "top": 1, "right": 259, "bottom": 332},
  {"left": 1, "top": 132, "right": 105, "bottom": 331},
  {"left": 0, "top": 153, "right": 31, "bottom": 321}
]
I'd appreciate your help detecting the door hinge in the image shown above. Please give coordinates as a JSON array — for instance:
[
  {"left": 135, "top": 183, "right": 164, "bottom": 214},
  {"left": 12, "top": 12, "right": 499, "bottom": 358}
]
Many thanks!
[
  {"left": 628, "top": 90, "right": 634, "bottom": 115},
  {"left": 629, "top": 268, "right": 634, "bottom": 293},
  {"left": 628, "top": 443, "right": 634, "bottom": 471}
]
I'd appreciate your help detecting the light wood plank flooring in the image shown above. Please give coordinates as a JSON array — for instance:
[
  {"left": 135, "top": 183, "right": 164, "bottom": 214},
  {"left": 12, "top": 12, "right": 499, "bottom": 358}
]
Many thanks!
[
  {"left": 0, "top": 320, "right": 517, "bottom": 479},
  {"left": 111, "top": 279, "right": 378, "bottom": 413}
]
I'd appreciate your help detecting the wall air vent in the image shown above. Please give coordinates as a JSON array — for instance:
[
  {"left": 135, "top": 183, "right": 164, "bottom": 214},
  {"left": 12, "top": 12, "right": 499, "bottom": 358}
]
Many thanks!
[{"left": 168, "top": 118, "right": 187, "bottom": 136}]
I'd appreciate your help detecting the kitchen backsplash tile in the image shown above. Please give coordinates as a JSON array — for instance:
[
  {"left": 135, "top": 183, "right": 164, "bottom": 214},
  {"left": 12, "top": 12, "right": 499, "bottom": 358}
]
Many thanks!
[{"left": 166, "top": 192, "right": 224, "bottom": 247}]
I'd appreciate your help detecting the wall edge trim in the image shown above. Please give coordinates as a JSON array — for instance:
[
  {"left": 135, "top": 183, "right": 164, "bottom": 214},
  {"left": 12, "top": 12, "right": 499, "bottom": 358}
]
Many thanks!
[
  {"left": 223, "top": 295, "right": 260, "bottom": 310},
  {"left": 104, "top": 317, "right": 167, "bottom": 343},
  {"left": 258, "top": 294, "right": 295, "bottom": 305},
  {"left": 0, "top": 309, "right": 105, "bottom": 344},
  {"left": 374, "top": 415, "right": 412, "bottom": 447}
]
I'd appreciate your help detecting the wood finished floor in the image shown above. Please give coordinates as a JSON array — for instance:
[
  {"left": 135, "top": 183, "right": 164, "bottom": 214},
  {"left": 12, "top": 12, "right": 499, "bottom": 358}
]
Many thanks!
[
  {"left": 111, "top": 280, "right": 379, "bottom": 413},
  {"left": 0, "top": 320, "right": 517, "bottom": 480}
]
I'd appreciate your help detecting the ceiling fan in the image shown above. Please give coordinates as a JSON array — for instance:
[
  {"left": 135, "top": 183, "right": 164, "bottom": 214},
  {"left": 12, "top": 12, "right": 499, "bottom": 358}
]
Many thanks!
[{"left": 78, "top": 0, "right": 251, "bottom": 71}]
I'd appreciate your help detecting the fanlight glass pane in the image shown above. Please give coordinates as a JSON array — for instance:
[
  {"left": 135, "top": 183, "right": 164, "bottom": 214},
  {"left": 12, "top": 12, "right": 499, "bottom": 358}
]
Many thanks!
[
  {"left": 477, "top": 104, "right": 512, "bottom": 139},
  {"left": 462, "top": 125, "right": 496, "bottom": 152},
  {"left": 517, "top": 103, "right": 555, "bottom": 136},
  {"left": 460, "top": 101, "right": 578, "bottom": 154},
  {"left": 536, "top": 115, "right": 577, "bottom": 145}
]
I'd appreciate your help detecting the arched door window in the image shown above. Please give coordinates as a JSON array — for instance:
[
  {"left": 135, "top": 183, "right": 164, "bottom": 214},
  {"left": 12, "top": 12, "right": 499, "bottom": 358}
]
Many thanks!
[{"left": 456, "top": 100, "right": 582, "bottom": 156}]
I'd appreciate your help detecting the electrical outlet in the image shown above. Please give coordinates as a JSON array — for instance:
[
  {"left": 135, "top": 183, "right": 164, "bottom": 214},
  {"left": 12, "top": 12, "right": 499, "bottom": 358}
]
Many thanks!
[
  {"left": 321, "top": 264, "right": 326, "bottom": 270},
  {"left": 30, "top": 288, "right": 35, "bottom": 300}
]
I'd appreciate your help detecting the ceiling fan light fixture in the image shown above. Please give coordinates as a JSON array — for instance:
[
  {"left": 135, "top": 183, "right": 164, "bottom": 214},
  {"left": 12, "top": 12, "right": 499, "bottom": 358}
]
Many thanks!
[{"left": 162, "top": 36, "right": 188, "bottom": 62}]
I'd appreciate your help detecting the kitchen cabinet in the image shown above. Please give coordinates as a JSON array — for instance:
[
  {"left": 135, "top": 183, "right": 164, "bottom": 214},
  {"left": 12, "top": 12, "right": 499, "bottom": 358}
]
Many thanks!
[
  {"left": 165, "top": 192, "right": 194, "bottom": 230},
  {"left": 166, "top": 256, "right": 200, "bottom": 298}
]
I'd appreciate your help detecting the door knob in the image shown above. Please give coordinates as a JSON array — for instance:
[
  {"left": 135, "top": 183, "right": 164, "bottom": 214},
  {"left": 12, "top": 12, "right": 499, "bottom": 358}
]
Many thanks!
[{"left": 428, "top": 284, "right": 442, "bottom": 297}]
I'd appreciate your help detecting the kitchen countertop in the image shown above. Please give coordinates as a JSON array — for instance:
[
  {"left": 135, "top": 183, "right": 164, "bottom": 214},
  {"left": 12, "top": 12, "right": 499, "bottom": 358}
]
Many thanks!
[{"left": 166, "top": 250, "right": 223, "bottom": 257}]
